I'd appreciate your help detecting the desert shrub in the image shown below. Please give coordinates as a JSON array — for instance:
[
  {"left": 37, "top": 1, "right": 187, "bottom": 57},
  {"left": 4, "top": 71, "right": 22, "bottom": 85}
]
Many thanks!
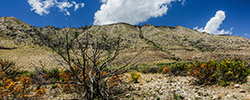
[
  {"left": 159, "top": 59, "right": 250, "bottom": 85},
  {"left": 0, "top": 58, "right": 17, "bottom": 74},
  {"left": 156, "top": 63, "right": 172, "bottom": 72},
  {"left": 187, "top": 58, "right": 250, "bottom": 85},
  {"left": 173, "top": 93, "right": 184, "bottom": 100},
  {"left": 162, "top": 66, "right": 171, "bottom": 74},
  {"left": 35, "top": 87, "right": 46, "bottom": 97},
  {"left": 0, "top": 58, "right": 46, "bottom": 99},
  {"left": 129, "top": 72, "right": 142, "bottom": 83},
  {"left": 136, "top": 62, "right": 189, "bottom": 74},
  {"left": 36, "top": 68, "right": 61, "bottom": 81},
  {"left": 137, "top": 65, "right": 161, "bottom": 73},
  {"left": 0, "top": 72, "right": 45, "bottom": 99},
  {"left": 160, "top": 62, "right": 190, "bottom": 75},
  {"left": 169, "top": 62, "right": 189, "bottom": 76}
]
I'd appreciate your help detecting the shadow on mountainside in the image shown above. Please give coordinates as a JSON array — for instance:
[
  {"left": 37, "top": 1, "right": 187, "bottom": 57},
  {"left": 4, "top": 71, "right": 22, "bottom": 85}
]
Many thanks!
[{"left": 0, "top": 46, "right": 17, "bottom": 50}]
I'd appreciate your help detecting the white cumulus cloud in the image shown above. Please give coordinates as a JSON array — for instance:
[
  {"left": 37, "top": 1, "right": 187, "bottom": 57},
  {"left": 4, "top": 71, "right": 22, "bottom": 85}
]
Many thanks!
[
  {"left": 28, "top": 0, "right": 84, "bottom": 16},
  {"left": 28, "top": 0, "right": 55, "bottom": 15},
  {"left": 194, "top": 10, "right": 233, "bottom": 35},
  {"left": 57, "top": 1, "right": 73, "bottom": 15},
  {"left": 94, "top": 0, "right": 183, "bottom": 25}
]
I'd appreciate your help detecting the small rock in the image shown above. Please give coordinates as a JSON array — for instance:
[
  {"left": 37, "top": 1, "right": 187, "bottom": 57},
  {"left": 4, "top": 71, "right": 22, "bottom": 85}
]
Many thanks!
[
  {"left": 212, "top": 95, "right": 218, "bottom": 99},
  {"left": 125, "top": 94, "right": 131, "bottom": 97},
  {"left": 239, "top": 89, "right": 246, "bottom": 93},
  {"left": 225, "top": 93, "right": 231, "bottom": 98},
  {"left": 234, "top": 84, "right": 240, "bottom": 88}
]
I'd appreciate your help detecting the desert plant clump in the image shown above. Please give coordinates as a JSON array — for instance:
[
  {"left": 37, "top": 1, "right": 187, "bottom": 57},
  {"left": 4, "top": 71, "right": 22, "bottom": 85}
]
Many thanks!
[
  {"left": 0, "top": 58, "right": 47, "bottom": 99},
  {"left": 160, "top": 62, "right": 190, "bottom": 75},
  {"left": 35, "top": 87, "right": 46, "bottom": 97},
  {"left": 169, "top": 62, "right": 189, "bottom": 76},
  {"left": 162, "top": 66, "right": 171, "bottom": 74},
  {"left": 187, "top": 58, "right": 250, "bottom": 85},
  {"left": 159, "top": 58, "right": 250, "bottom": 85},
  {"left": 0, "top": 58, "right": 17, "bottom": 75},
  {"left": 0, "top": 72, "right": 45, "bottom": 99},
  {"left": 129, "top": 71, "right": 142, "bottom": 83},
  {"left": 137, "top": 65, "right": 161, "bottom": 73},
  {"left": 173, "top": 93, "right": 184, "bottom": 100}
]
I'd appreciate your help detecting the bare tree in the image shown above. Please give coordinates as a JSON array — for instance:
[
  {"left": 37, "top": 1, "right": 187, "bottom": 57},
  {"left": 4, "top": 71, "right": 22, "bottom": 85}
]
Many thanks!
[{"left": 37, "top": 27, "right": 139, "bottom": 99}]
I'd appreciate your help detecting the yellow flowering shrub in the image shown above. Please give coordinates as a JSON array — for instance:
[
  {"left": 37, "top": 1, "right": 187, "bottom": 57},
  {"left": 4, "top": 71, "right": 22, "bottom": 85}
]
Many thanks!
[
  {"left": 162, "top": 66, "right": 171, "bottom": 74},
  {"left": 35, "top": 88, "right": 46, "bottom": 97},
  {"left": 188, "top": 58, "right": 250, "bottom": 85},
  {"left": 0, "top": 70, "right": 45, "bottom": 99}
]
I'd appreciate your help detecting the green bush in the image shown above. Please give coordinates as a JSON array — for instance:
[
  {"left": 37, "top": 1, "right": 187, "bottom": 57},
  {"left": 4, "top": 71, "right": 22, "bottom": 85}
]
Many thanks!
[
  {"left": 169, "top": 62, "right": 190, "bottom": 76},
  {"left": 173, "top": 93, "right": 184, "bottom": 100},
  {"left": 159, "top": 62, "right": 190, "bottom": 75},
  {"left": 129, "top": 72, "right": 142, "bottom": 83},
  {"left": 137, "top": 65, "right": 160, "bottom": 73}
]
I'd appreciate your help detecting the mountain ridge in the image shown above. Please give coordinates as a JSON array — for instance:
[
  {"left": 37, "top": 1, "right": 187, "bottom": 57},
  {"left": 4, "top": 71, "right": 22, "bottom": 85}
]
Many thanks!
[{"left": 1, "top": 17, "right": 250, "bottom": 64}]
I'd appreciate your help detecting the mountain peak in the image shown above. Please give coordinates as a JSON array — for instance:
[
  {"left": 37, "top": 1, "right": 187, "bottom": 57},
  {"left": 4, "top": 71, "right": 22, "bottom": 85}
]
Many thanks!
[{"left": 0, "top": 16, "right": 31, "bottom": 29}]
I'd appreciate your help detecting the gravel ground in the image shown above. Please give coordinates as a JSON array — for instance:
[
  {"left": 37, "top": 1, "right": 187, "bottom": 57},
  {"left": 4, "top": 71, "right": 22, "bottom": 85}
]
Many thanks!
[
  {"left": 36, "top": 74, "right": 250, "bottom": 100},
  {"left": 126, "top": 74, "right": 250, "bottom": 100}
]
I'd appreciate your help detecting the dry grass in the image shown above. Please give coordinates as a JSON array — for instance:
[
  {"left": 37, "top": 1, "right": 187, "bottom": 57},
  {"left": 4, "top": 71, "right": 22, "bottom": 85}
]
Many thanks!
[
  {"left": 0, "top": 37, "right": 17, "bottom": 48},
  {"left": 114, "top": 47, "right": 175, "bottom": 65},
  {"left": 0, "top": 38, "right": 60, "bottom": 71}
]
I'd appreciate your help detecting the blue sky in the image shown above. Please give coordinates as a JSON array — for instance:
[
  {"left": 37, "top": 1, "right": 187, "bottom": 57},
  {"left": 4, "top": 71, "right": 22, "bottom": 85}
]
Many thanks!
[{"left": 0, "top": 0, "right": 250, "bottom": 38}]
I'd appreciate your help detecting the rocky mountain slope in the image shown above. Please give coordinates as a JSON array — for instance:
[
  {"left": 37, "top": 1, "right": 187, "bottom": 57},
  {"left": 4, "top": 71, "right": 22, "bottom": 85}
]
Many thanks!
[{"left": 1, "top": 17, "right": 250, "bottom": 67}]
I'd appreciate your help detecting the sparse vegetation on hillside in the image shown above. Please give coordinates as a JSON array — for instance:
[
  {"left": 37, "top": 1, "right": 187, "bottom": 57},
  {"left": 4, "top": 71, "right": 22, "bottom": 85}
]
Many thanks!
[
  {"left": 0, "top": 58, "right": 17, "bottom": 74},
  {"left": 1, "top": 17, "right": 250, "bottom": 63}
]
